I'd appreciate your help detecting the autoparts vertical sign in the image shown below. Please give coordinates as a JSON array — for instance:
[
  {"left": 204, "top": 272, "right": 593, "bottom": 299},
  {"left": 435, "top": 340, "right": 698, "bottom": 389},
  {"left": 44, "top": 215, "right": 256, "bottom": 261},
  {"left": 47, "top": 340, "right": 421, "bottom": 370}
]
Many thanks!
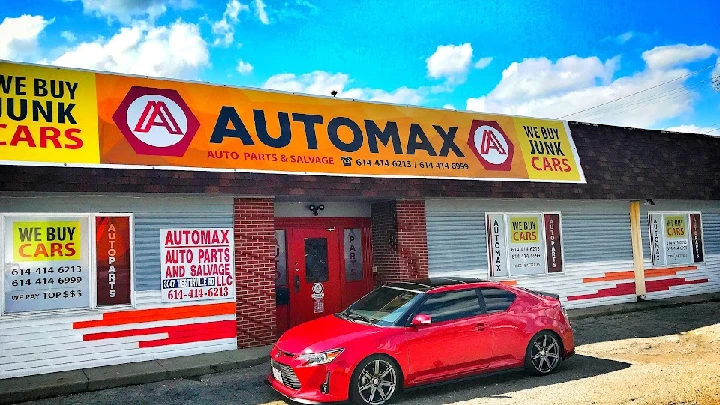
[{"left": 96, "top": 216, "right": 132, "bottom": 306}]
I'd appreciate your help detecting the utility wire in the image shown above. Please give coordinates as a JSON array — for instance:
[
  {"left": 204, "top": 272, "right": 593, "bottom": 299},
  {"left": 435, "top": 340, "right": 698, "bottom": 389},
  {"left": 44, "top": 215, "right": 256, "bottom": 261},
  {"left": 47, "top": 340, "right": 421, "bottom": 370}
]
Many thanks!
[
  {"left": 558, "top": 63, "right": 716, "bottom": 119},
  {"left": 573, "top": 81, "right": 707, "bottom": 121}
]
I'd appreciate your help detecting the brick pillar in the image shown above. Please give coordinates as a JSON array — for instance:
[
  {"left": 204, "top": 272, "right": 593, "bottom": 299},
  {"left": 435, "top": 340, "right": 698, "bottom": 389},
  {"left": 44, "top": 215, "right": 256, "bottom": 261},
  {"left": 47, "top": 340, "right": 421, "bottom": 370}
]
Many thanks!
[
  {"left": 234, "top": 198, "right": 276, "bottom": 348},
  {"left": 371, "top": 200, "right": 429, "bottom": 285}
]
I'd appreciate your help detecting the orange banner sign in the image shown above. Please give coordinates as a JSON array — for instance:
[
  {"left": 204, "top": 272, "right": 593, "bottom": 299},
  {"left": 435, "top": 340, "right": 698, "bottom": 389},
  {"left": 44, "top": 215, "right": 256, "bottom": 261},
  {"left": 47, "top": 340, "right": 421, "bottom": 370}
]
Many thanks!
[{"left": 1, "top": 61, "right": 585, "bottom": 183}]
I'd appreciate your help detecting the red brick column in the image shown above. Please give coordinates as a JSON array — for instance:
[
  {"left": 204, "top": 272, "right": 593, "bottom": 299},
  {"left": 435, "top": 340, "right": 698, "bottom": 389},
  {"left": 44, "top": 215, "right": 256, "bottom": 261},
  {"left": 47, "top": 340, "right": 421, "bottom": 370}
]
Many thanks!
[
  {"left": 371, "top": 200, "right": 429, "bottom": 285},
  {"left": 234, "top": 198, "right": 276, "bottom": 348}
]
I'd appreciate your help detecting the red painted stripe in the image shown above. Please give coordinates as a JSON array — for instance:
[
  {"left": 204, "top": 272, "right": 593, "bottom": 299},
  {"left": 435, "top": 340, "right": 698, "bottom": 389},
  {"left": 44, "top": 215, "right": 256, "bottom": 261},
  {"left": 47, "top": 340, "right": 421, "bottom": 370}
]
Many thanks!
[
  {"left": 568, "top": 278, "right": 709, "bottom": 301},
  {"left": 74, "top": 302, "right": 235, "bottom": 329},
  {"left": 139, "top": 322, "right": 236, "bottom": 348},
  {"left": 82, "top": 320, "right": 235, "bottom": 343}
]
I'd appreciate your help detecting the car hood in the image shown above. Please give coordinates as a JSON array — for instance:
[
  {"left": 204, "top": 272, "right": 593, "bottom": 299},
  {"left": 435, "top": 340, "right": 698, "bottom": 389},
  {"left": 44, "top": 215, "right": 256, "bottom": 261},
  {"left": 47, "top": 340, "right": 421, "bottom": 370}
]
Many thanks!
[{"left": 276, "top": 315, "right": 381, "bottom": 354}]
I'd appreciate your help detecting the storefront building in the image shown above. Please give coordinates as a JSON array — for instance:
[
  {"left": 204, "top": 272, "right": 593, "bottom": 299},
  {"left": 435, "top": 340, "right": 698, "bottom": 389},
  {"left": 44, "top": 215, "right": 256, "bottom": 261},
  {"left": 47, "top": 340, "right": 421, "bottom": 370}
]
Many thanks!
[{"left": 1, "top": 61, "right": 718, "bottom": 379}]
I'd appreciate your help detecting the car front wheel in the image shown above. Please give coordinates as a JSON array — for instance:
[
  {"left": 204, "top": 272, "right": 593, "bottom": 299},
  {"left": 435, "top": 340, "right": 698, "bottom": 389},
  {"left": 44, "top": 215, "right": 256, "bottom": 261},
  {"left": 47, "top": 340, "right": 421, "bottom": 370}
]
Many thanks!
[
  {"left": 350, "top": 354, "right": 401, "bottom": 405},
  {"left": 525, "top": 331, "right": 562, "bottom": 375}
]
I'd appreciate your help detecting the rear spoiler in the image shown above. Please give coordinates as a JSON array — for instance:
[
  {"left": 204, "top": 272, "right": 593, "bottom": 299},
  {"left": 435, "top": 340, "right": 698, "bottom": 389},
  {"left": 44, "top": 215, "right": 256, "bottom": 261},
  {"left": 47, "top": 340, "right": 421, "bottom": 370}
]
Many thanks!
[{"left": 518, "top": 287, "right": 560, "bottom": 300}]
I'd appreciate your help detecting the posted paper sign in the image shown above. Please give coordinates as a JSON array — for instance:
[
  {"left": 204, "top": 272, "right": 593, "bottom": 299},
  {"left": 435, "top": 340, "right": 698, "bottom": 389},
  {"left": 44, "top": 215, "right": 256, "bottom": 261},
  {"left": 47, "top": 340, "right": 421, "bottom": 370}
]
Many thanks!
[
  {"left": 160, "top": 228, "right": 235, "bottom": 302},
  {"left": 4, "top": 218, "right": 90, "bottom": 313}
]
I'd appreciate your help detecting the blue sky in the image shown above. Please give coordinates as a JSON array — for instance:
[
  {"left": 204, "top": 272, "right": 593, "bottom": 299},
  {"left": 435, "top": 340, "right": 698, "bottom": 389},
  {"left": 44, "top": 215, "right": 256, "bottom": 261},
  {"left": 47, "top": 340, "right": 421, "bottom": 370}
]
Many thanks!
[{"left": 1, "top": 0, "right": 719, "bottom": 134}]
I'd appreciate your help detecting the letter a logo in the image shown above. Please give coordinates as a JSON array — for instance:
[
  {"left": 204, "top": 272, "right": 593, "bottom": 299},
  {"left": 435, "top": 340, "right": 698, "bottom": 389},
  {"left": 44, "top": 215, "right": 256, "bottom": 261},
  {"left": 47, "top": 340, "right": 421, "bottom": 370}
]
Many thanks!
[
  {"left": 467, "top": 120, "right": 514, "bottom": 171},
  {"left": 112, "top": 86, "right": 200, "bottom": 157},
  {"left": 480, "top": 129, "right": 507, "bottom": 155},
  {"left": 134, "top": 101, "right": 183, "bottom": 135}
]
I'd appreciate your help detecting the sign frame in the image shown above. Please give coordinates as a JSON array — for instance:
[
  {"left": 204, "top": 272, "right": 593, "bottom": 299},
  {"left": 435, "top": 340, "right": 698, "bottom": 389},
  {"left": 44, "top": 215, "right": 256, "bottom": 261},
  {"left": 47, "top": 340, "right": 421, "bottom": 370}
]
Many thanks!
[
  {"left": 647, "top": 211, "right": 705, "bottom": 268},
  {"left": 485, "top": 211, "right": 565, "bottom": 279},
  {"left": 2, "top": 213, "right": 93, "bottom": 315},
  {"left": 92, "top": 213, "right": 136, "bottom": 308}
]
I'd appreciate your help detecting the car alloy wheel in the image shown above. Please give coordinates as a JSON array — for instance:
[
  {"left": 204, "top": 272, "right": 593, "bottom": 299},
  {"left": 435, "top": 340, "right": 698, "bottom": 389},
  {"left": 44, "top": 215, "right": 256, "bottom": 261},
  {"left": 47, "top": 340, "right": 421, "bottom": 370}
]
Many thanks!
[
  {"left": 525, "top": 331, "right": 561, "bottom": 375},
  {"left": 351, "top": 355, "right": 399, "bottom": 405}
]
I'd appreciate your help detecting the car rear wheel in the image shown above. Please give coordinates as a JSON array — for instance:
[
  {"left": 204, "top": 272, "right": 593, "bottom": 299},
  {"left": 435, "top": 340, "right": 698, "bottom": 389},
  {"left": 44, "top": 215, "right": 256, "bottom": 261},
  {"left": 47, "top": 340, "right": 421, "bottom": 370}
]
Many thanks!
[
  {"left": 350, "top": 355, "right": 401, "bottom": 405},
  {"left": 524, "top": 331, "right": 561, "bottom": 375}
]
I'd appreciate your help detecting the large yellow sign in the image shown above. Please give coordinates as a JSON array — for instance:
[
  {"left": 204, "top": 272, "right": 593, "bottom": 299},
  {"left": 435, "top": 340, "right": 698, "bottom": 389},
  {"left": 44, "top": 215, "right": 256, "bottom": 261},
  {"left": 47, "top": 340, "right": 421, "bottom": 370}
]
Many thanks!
[{"left": 0, "top": 61, "right": 585, "bottom": 183}]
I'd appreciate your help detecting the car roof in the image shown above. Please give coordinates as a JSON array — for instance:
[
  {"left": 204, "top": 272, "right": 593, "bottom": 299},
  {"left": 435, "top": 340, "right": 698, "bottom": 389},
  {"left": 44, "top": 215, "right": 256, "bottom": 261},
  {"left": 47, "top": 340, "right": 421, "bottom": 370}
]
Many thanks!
[{"left": 386, "top": 277, "right": 491, "bottom": 293}]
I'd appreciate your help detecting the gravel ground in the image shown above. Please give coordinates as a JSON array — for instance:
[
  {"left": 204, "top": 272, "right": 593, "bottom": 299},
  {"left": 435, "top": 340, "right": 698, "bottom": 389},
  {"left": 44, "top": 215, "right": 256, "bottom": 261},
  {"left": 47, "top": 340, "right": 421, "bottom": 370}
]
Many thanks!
[{"left": 17, "top": 301, "right": 720, "bottom": 405}]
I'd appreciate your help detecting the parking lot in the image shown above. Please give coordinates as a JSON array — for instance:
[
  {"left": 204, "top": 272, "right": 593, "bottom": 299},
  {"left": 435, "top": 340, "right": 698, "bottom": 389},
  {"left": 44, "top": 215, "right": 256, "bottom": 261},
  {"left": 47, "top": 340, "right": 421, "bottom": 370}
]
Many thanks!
[{"left": 18, "top": 301, "right": 720, "bottom": 405}]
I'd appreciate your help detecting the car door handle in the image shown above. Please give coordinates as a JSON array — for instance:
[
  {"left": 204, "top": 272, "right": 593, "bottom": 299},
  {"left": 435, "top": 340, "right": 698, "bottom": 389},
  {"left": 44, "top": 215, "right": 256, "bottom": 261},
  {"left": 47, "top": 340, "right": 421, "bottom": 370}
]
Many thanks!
[
  {"left": 294, "top": 275, "right": 300, "bottom": 292},
  {"left": 475, "top": 323, "right": 487, "bottom": 331}
]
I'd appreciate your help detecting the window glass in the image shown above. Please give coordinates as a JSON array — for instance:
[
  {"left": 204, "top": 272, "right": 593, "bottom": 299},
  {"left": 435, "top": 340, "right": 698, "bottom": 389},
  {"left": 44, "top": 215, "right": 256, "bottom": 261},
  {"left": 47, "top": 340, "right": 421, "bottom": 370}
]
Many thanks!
[
  {"left": 418, "top": 289, "right": 483, "bottom": 323},
  {"left": 305, "top": 238, "right": 328, "bottom": 283},
  {"left": 481, "top": 288, "right": 516, "bottom": 313},
  {"left": 344, "top": 286, "right": 422, "bottom": 326}
]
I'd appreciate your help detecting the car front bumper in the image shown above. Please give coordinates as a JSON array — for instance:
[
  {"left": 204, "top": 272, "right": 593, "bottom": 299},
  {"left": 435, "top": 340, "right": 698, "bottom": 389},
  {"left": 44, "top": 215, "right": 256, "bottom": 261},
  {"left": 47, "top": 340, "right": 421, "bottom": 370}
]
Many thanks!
[{"left": 267, "top": 347, "right": 352, "bottom": 403}]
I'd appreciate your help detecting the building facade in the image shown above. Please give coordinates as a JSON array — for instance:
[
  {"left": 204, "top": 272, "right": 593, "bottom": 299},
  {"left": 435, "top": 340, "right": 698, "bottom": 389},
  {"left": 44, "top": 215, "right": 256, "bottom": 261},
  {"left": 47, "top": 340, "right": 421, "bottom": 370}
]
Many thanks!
[{"left": 1, "top": 61, "right": 718, "bottom": 379}]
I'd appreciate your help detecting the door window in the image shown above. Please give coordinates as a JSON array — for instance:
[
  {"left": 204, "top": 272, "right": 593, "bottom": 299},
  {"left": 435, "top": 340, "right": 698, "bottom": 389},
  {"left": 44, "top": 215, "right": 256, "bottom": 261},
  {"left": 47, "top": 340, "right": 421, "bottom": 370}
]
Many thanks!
[
  {"left": 417, "top": 289, "right": 483, "bottom": 323},
  {"left": 480, "top": 288, "right": 516, "bottom": 313},
  {"left": 305, "top": 238, "right": 329, "bottom": 283}
]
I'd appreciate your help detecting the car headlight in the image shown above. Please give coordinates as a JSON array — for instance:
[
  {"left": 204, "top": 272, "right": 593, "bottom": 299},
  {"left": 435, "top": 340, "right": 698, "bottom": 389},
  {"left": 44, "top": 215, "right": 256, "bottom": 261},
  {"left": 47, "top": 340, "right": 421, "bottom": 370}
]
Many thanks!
[{"left": 296, "top": 348, "right": 344, "bottom": 366}]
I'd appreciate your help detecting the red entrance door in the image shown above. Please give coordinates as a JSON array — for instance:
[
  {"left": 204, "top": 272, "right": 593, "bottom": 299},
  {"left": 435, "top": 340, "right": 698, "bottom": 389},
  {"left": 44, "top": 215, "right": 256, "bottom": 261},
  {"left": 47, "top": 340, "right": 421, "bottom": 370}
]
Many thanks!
[{"left": 287, "top": 228, "right": 342, "bottom": 327}]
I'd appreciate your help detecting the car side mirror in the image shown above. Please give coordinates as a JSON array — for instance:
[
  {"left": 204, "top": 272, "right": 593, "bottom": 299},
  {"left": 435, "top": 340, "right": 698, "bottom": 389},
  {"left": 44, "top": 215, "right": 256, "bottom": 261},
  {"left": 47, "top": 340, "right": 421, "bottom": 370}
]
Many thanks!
[{"left": 411, "top": 314, "right": 431, "bottom": 326}]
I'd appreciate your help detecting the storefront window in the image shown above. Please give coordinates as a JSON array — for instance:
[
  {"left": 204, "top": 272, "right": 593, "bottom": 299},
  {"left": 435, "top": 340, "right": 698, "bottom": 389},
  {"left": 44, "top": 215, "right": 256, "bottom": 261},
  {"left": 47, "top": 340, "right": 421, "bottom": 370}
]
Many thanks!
[
  {"left": 648, "top": 212, "right": 704, "bottom": 266},
  {"left": 485, "top": 212, "right": 564, "bottom": 277},
  {"left": 1, "top": 214, "right": 134, "bottom": 315}
]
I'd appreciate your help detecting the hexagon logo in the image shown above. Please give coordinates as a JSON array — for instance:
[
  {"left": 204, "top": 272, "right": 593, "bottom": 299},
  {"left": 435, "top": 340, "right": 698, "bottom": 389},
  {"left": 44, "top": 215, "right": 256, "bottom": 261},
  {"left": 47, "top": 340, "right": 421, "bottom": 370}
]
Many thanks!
[
  {"left": 467, "top": 120, "right": 514, "bottom": 171},
  {"left": 112, "top": 86, "right": 200, "bottom": 157}
]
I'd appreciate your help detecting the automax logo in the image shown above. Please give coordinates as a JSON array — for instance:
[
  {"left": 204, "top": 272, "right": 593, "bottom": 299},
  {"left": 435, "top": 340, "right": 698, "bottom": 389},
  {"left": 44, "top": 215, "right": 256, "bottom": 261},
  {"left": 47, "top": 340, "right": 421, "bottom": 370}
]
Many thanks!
[
  {"left": 467, "top": 120, "right": 514, "bottom": 171},
  {"left": 112, "top": 86, "right": 200, "bottom": 157}
]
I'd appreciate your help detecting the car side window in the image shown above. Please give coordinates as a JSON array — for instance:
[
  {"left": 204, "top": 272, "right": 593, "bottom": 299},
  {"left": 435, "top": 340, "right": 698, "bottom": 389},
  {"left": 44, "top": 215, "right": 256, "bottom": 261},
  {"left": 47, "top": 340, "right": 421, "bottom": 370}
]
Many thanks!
[
  {"left": 417, "top": 289, "right": 484, "bottom": 323},
  {"left": 480, "top": 288, "right": 516, "bottom": 313}
]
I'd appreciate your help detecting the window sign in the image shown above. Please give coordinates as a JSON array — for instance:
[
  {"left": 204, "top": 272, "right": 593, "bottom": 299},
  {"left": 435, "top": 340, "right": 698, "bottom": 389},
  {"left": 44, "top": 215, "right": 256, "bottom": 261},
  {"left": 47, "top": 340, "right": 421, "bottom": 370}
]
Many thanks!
[
  {"left": 486, "top": 212, "right": 564, "bottom": 277},
  {"left": 161, "top": 228, "right": 235, "bottom": 302},
  {"left": 275, "top": 230, "right": 288, "bottom": 287},
  {"left": 344, "top": 228, "right": 364, "bottom": 282},
  {"left": 95, "top": 216, "right": 132, "bottom": 306},
  {"left": 485, "top": 214, "right": 508, "bottom": 277},
  {"left": 3, "top": 217, "right": 90, "bottom": 313},
  {"left": 649, "top": 212, "right": 704, "bottom": 267}
]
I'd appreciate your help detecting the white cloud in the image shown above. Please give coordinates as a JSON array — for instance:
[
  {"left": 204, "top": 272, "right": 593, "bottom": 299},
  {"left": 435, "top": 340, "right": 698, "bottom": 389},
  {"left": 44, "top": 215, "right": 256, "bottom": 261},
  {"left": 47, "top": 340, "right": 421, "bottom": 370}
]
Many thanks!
[
  {"left": 443, "top": 104, "right": 455, "bottom": 109},
  {"left": 60, "top": 31, "right": 77, "bottom": 42},
  {"left": 665, "top": 125, "right": 718, "bottom": 135},
  {"left": 426, "top": 43, "right": 473, "bottom": 83},
  {"left": 0, "top": 15, "right": 52, "bottom": 61},
  {"left": 616, "top": 31, "right": 634, "bottom": 44},
  {"left": 255, "top": 0, "right": 270, "bottom": 24},
  {"left": 236, "top": 59, "right": 253, "bottom": 74},
  {"left": 712, "top": 57, "right": 720, "bottom": 87},
  {"left": 466, "top": 44, "right": 719, "bottom": 129},
  {"left": 474, "top": 57, "right": 493, "bottom": 70},
  {"left": 642, "top": 44, "right": 717, "bottom": 70},
  {"left": 68, "top": 0, "right": 193, "bottom": 23},
  {"left": 52, "top": 20, "right": 209, "bottom": 79},
  {"left": 212, "top": 0, "right": 249, "bottom": 46},
  {"left": 263, "top": 71, "right": 424, "bottom": 105}
]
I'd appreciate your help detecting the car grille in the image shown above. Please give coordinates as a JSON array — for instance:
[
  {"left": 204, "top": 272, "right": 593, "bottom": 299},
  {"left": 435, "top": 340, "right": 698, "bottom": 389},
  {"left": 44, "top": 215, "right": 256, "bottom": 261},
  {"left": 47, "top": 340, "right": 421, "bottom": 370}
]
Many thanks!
[{"left": 271, "top": 359, "right": 301, "bottom": 390}]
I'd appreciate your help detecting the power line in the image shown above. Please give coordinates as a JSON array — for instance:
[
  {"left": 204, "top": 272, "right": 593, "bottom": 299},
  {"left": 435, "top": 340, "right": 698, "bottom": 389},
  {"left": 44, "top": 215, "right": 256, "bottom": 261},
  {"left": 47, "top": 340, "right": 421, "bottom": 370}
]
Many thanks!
[
  {"left": 558, "top": 63, "right": 716, "bottom": 120},
  {"left": 578, "top": 83, "right": 706, "bottom": 122},
  {"left": 572, "top": 80, "right": 707, "bottom": 121}
]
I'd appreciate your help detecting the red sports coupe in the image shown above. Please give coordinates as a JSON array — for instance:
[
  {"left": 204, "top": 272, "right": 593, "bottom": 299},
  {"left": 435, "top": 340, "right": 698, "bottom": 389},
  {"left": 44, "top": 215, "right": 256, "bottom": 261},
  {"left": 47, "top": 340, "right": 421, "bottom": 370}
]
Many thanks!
[{"left": 268, "top": 278, "right": 575, "bottom": 404}]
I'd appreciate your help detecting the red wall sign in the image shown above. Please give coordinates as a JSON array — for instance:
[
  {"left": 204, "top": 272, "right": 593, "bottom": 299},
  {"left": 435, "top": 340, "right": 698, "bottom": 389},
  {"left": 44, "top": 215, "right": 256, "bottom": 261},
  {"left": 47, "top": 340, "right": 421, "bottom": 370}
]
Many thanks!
[
  {"left": 96, "top": 216, "right": 132, "bottom": 305},
  {"left": 544, "top": 213, "right": 563, "bottom": 273}
]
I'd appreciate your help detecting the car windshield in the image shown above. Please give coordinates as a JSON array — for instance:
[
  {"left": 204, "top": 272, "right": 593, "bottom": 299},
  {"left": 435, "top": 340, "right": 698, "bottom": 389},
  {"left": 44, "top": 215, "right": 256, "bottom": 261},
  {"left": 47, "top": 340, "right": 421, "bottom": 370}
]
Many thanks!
[{"left": 341, "top": 286, "right": 422, "bottom": 326}]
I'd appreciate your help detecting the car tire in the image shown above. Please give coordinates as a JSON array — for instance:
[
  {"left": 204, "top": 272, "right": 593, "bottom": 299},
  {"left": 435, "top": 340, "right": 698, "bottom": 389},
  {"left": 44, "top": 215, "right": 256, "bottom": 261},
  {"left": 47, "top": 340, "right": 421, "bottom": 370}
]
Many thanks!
[
  {"left": 350, "top": 354, "right": 402, "bottom": 405},
  {"left": 524, "top": 331, "right": 562, "bottom": 376}
]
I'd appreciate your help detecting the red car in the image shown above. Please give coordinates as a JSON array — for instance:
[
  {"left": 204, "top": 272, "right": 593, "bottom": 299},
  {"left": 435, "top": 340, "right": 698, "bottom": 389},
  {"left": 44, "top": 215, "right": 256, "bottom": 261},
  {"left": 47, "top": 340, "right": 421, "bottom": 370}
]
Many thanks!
[{"left": 268, "top": 278, "right": 574, "bottom": 404}]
